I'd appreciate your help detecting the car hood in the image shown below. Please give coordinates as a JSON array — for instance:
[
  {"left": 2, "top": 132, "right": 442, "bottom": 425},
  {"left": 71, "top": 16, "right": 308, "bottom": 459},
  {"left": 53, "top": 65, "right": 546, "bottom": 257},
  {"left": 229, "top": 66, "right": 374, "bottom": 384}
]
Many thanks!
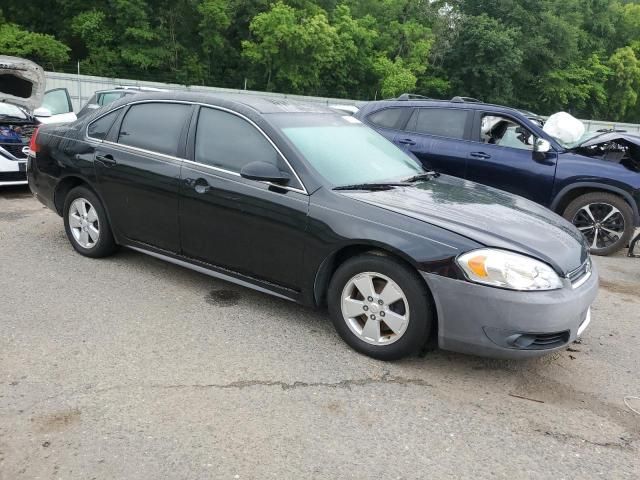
[
  {"left": 340, "top": 175, "right": 588, "bottom": 275},
  {"left": 575, "top": 131, "right": 640, "bottom": 148},
  {"left": 0, "top": 56, "right": 45, "bottom": 112}
]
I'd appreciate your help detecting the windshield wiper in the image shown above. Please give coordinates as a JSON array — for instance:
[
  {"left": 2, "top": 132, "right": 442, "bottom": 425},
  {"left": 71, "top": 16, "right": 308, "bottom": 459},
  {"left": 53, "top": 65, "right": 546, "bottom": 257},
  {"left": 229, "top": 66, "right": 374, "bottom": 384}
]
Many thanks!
[
  {"left": 333, "top": 182, "right": 410, "bottom": 191},
  {"left": 403, "top": 171, "right": 440, "bottom": 183}
]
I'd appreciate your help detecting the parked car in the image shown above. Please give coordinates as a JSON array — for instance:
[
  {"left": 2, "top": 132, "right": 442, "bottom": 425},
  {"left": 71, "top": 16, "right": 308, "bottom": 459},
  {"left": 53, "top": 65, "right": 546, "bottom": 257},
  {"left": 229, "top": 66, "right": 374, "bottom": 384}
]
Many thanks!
[
  {"left": 356, "top": 96, "right": 640, "bottom": 256},
  {"left": 28, "top": 92, "right": 597, "bottom": 360},
  {"left": 76, "top": 86, "right": 167, "bottom": 118},
  {"left": 1, "top": 56, "right": 76, "bottom": 186}
]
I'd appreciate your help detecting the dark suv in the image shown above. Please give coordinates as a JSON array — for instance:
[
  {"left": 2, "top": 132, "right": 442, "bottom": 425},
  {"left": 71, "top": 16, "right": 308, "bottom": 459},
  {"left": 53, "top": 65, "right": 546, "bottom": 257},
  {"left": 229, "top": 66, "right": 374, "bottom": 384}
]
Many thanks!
[{"left": 356, "top": 96, "right": 640, "bottom": 255}]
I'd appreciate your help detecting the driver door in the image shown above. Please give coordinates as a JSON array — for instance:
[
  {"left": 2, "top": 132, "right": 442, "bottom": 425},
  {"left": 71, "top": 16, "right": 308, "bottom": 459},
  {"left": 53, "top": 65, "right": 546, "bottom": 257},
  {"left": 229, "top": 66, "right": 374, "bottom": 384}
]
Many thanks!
[
  {"left": 38, "top": 88, "right": 77, "bottom": 123},
  {"left": 179, "top": 106, "right": 309, "bottom": 290},
  {"left": 465, "top": 111, "right": 558, "bottom": 206}
]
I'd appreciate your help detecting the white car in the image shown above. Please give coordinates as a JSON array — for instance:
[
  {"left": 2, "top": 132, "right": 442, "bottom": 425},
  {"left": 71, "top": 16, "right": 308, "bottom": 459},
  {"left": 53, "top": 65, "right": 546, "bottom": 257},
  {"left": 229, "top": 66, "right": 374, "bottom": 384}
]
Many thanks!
[{"left": 1, "top": 56, "right": 76, "bottom": 186}]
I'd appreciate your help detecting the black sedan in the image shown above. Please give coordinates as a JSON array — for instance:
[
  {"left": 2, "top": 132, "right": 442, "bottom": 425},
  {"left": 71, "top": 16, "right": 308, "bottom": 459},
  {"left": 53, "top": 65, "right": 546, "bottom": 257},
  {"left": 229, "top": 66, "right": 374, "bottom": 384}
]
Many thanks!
[{"left": 27, "top": 92, "right": 598, "bottom": 360}]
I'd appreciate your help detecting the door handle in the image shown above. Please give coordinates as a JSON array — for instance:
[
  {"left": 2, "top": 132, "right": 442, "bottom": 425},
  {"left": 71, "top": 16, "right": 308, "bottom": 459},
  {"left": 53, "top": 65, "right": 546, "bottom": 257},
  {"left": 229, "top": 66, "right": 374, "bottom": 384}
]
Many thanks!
[
  {"left": 397, "top": 138, "right": 417, "bottom": 146},
  {"left": 470, "top": 152, "right": 491, "bottom": 159},
  {"left": 192, "top": 178, "right": 211, "bottom": 194},
  {"left": 95, "top": 154, "right": 116, "bottom": 167}
]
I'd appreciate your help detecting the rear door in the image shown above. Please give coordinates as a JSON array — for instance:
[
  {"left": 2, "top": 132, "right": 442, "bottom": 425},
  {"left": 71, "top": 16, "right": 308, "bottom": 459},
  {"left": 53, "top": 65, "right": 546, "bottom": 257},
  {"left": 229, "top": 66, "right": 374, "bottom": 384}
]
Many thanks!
[
  {"left": 465, "top": 111, "right": 558, "bottom": 205},
  {"left": 91, "top": 101, "right": 192, "bottom": 252},
  {"left": 392, "top": 107, "right": 473, "bottom": 178},
  {"left": 179, "top": 106, "right": 308, "bottom": 290}
]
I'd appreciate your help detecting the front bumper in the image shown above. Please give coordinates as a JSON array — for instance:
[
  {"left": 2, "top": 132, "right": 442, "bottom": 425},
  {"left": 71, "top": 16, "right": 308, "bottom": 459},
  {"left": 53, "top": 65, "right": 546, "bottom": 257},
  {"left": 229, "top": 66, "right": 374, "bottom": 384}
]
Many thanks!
[
  {"left": 0, "top": 153, "right": 27, "bottom": 186},
  {"left": 422, "top": 262, "right": 599, "bottom": 359}
]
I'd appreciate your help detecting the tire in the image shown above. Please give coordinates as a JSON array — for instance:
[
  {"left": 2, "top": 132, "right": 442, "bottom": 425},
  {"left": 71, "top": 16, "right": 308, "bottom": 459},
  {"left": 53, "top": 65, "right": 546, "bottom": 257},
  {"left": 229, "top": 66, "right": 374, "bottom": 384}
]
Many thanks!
[
  {"left": 63, "top": 185, "right": 117, "bottom": 258},
  {"left": 563, "top": 192, "right": 634, "bottom": 256},
  {"left": 327, "top": 253, "right": 433, "bottom": 360}
]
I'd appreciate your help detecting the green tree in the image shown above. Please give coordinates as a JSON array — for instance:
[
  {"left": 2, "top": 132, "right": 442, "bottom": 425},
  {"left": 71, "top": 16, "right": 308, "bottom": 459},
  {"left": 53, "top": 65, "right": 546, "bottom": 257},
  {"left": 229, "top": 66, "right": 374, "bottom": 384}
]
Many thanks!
[
  {"left": 443, "top": 14, "right": 522, "bottom": 104},
  {"left": 242, "top": 1, "right": 338, "bottom": 93},
  {"left": 606, "top": 46, "right": 640, "bottom": 121},
  {"left": 0, "top": 22, "right": 70, "bottom": 68},
  {"left": 373, "top": 56, "right": 416, "bottom": 98}
]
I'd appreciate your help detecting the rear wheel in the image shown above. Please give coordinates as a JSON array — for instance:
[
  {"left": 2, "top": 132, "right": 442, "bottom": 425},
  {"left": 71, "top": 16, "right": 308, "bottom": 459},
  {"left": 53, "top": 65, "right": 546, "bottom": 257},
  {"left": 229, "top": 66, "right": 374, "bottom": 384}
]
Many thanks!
[
  {"left": 63, "top": 186, "right": 117, "bottom": 258},
  {"left": 563, "top": 192, "right": 634, "bottom": 256},
  {"left": 327, "top": 254, "right": 433, "bottom": 360}
]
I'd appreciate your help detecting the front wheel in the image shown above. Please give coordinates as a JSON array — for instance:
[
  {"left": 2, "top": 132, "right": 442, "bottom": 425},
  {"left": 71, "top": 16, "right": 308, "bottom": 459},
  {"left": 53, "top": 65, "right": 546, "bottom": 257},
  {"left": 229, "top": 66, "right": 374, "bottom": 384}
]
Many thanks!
[
  {"left": 327, "top": 254, "right": 433, "bottom": 360},
  {"left": 563, "top": 192, "right": 634, "bottom": 256}
]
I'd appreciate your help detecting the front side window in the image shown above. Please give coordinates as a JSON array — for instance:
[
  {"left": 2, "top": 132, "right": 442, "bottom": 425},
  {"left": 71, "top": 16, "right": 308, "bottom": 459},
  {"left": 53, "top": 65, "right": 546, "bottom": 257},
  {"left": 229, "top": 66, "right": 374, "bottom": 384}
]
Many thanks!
[
  {"left": 406, "top": 108, "right": 469, "bottom": 140},
  {"left": 87, "top": 109, "right": 122, "bottom": 140},
  {"left": 367, "top": 108, "right": 405, "bottom": 129},
  {"left": 273, "top": 114, "right": 423, "bottom": 187},
  {"left": 194, "top": 107, "right": 301, "bottom": 188},
  {"left": 42, "top": 89, "right": 72, "bottom": 115},
  {"left": 118, "top": 102, "right": 190, "bottom": 156},
  {"left": 480, "top": 114, "right": 534, "bottom": 150}
]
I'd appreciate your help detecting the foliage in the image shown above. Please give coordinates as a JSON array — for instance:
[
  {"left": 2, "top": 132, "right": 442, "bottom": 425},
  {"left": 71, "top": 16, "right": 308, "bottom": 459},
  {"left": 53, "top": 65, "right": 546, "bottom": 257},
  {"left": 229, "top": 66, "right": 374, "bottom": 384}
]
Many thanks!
[
  {"left": 2, "top": 1, "right": 640, "bottom": 120},
  {"left": 0, "top": 23, "right": 69, "bottom": 68}
]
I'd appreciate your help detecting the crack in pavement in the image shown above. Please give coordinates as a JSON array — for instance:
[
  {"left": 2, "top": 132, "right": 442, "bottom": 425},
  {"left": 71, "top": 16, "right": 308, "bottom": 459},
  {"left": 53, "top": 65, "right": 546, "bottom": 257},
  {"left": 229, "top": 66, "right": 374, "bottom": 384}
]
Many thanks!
[
  {"left": 535, "top": 429, "right": 637, "bottom": 452},
  {"left": 91, "top": 371, "right": 434, "bottom": 393},
  {"left": 14, "top": 372, "right": 433, "bottom": 413},
  {"left": 146, "top": 372, "right": 434, "bottom": 391}
]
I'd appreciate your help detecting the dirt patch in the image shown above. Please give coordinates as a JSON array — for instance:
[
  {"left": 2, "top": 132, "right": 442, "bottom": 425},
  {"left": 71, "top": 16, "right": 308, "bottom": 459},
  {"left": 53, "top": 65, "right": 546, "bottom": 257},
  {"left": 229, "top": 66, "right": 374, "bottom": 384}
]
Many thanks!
[
  {"left": 599, "top": 278, "right": 638, "bottom": 300},
  {"left": 206, "top": 289, "right": 241, "bottom": 307},
  {"left": 31, "top": 408, "right": 81, "bottom": 433}
]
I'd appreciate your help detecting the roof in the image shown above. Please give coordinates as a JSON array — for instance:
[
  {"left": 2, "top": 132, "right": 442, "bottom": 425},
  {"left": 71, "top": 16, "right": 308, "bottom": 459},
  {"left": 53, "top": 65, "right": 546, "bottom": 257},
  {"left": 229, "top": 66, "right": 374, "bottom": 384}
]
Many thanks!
[
  {"left": 363, "top": 97, "right": 530, "bottom": 118},
  {"left": 101, "top": 90, "right": 337, "bottom": 115}
]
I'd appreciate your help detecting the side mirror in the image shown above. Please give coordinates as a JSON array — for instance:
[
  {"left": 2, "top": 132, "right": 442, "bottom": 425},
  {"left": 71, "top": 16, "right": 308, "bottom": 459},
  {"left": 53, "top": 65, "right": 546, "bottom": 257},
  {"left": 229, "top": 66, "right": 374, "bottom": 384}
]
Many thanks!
[
  {"left": 533, "top": 138, "right": 551, "bottom": 161},
  {"left": 240, "top": 161, "right": 291, "bottom": 185},
  {"left": 534, "top": 138, "right": 551, "bottom": 153},
  {"left": 34, "top": 107, "right": 52, "bottom": 118}
]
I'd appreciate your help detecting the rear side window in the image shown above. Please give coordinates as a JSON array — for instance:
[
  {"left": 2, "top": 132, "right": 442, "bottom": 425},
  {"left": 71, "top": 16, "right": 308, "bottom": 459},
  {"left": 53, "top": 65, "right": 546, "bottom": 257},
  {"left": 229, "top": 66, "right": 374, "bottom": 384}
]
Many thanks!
[
  {"left": 118, "top": 103, "right": 190, "bottom": 156},
  {"left": 406, "top": 108, "right": 469, "bottom": 139},
  {"left": 367, "top": 108, "right": 405, "bottom": 129},
  {"left": 87, "top": 109, "right": 122, "bottom": 140}
]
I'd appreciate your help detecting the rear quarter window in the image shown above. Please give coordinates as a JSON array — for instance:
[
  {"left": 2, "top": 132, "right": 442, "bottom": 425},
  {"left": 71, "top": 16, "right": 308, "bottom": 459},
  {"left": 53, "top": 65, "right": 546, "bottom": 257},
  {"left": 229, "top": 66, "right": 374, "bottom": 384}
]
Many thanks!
[
  {"left": 366, "top": 108, "right": 406, "bottom": 129},
  {"left": 87, "top": 109, "right": 122, "bottom": 140}
]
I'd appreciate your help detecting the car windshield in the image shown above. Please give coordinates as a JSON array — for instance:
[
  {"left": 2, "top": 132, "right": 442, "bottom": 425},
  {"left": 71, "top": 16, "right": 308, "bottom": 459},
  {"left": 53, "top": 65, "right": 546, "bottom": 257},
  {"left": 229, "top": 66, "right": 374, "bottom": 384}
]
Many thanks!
[
  {"left": 273, "top": 114, "right": 423, "bottom": 186},
  {"left": 0, "top": 102, "right": 28, "bottom": 120},
  {"left": 553, "top": 131, "right": 602, "bottom": 149}
]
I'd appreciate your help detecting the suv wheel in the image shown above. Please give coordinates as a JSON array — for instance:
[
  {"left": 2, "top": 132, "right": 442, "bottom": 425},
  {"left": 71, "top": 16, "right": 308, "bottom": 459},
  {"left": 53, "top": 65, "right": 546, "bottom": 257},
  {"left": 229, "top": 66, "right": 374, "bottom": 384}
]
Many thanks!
[
  {"left": 327, "top": 253, "right": 433, "bottom": 360},
  {"left": 63, "top": 186, "right": 117, "bottom": 258},
  {"left": 563, "top": 192, "right": 634, "bottom": 256}
]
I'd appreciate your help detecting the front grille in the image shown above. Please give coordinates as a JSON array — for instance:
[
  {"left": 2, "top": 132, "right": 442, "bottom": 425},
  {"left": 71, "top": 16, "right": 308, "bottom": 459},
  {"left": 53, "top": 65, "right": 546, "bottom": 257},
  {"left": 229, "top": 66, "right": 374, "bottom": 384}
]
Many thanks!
[
  {"left": 567, "top": 259, "right": 592, "bottom": 288},
  {"left": 0, "top": 142, "right": 27, "bottom": 159}
]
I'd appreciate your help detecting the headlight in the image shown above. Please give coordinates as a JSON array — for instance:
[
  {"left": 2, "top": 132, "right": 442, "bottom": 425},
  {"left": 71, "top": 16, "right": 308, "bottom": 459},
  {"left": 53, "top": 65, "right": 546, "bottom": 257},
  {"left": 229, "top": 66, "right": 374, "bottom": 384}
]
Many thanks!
[{"left": 457, "top": 249, "right": 563, "bottom": 291}]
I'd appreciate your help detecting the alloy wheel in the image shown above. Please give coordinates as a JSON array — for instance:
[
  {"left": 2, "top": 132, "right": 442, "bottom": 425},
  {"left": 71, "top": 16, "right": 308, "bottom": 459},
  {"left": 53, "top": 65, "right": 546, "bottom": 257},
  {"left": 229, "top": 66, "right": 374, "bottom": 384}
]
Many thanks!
[
  {"left": 68, "top": 197, "right": 100, "bottom": 249},
  {"left": 572, "top": 202, "right": 625, "bottom": 250},
  {"left": 340, "top": 272, "right": 410, "bottom": 346}
]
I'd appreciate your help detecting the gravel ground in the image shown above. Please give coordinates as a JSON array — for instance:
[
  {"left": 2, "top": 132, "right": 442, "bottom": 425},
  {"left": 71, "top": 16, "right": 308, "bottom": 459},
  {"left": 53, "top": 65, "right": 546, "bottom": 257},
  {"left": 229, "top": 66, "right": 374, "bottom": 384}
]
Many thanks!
[{"left": 1, "top": 186, "right": 639, "bottom": 479}]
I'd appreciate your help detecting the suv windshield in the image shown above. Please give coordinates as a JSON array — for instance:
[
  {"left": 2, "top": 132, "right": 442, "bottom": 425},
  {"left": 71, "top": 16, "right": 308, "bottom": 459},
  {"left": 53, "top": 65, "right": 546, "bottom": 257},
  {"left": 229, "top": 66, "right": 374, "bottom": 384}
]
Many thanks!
[{"left": 273, "top": 114, "right": 423, "bottom": 186}]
